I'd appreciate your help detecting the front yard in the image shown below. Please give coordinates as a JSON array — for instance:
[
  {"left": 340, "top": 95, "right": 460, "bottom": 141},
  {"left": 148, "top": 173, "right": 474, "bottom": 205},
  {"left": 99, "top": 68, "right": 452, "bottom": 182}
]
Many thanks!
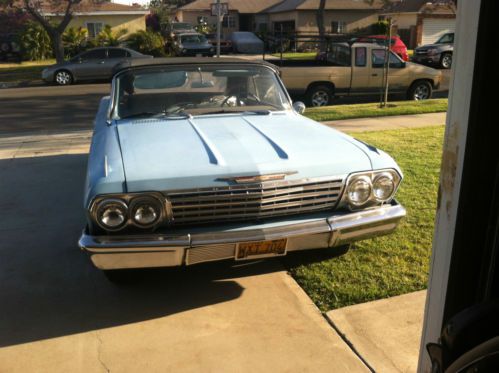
[
  {"left": 285, "top": 125, "right": 444, "bottom": 311},
  {"left": 0, "top": 59, "right": 55, "bottom": 84},
  {"left": 304, "top": 99, "right": 448, "bottom": 122}
]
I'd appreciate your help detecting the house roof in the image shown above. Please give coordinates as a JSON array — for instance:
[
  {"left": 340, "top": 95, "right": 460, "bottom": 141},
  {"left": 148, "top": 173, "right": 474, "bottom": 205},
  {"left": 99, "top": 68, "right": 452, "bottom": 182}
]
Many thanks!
[
  {"left": 28, "top": 0, "right": 149, "bottom": 15},
  {"left": 383, "top": 0, "right": 456, "bottom": 14},
  {"left": 179, "top": 0, "right": 282, "bottom": 14},
  {"left": 264, "top": 0, "right": 386, "bottom": 14}
]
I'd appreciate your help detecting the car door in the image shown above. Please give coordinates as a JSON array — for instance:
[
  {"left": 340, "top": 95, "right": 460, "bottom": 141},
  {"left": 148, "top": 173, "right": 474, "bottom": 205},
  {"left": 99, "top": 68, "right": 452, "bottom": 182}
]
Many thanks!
[
  {"left": 349, "top": 46, "right": 371, "bottom": 94},
  {"left": 71, "top": 48, "right": 108, "bottom": 80},
  {"left": 105, "top": 48, "right": 131, "bottom": 79},
  {"left": 368, "top": 49, "right": 409, "bottom": 93}
]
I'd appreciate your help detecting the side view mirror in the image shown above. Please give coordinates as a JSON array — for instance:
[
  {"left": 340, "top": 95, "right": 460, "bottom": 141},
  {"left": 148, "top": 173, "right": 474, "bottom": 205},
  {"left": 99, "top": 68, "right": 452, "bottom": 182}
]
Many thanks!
[{"left": 293, "top": 101, "right": 306, "bottom": 114}]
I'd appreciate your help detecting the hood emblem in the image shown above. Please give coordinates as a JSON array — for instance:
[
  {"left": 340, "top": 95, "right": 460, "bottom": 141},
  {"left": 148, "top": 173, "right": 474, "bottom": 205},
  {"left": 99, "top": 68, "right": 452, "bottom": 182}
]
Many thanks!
[{"left": 217, "top": 172, "right": 297, "bottom": 184}]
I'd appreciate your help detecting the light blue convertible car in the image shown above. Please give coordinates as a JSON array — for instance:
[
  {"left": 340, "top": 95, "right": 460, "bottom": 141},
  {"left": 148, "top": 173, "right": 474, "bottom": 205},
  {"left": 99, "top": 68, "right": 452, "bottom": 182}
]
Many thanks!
[{"left": 78, "top": 58, "right": 406, "bottom": 281}]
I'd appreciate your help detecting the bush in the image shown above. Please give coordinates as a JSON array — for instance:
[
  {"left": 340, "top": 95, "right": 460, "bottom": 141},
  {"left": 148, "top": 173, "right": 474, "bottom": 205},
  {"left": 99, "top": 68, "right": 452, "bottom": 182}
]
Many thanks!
[
  {"left": 62, "top": 27, "right": 88, "bottom": 58},
  {"left": 126, "top": 30, "right": 166, "bottom": 56},
  {"left": 371, "top": 20, "right": 390, "bottom": 35},
  {"left": 19, "top": 21, "right": 53, "bottom": 60},
  {"left": 96, "top": 25, "right": 128, "bottom": 47}
]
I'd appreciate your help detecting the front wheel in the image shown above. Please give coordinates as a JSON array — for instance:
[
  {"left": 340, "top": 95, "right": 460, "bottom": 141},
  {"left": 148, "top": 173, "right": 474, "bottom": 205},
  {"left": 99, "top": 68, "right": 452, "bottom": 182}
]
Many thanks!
[
  {"left": 54, "top": 70, "right": 73, "bottom": 85},
  {"left": 407, "top": 81, "right": 432, "bottom": 100},
  {"left": 306, "top": 85, "right": 333, "bottom": 107},
  {"left": 440, "top": 53, "right": 452, "bottom": 69}
]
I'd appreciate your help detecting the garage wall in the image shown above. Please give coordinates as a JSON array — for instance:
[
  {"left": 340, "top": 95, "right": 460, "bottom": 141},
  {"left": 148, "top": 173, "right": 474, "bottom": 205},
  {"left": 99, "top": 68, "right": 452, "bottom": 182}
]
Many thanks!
[{"left": 422, "top": 17, "right": 456, "bottom": 45}]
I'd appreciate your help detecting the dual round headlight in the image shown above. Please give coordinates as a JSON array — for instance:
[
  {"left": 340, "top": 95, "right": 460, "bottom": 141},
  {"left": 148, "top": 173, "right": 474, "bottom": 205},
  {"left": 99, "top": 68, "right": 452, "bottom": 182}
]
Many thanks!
[
  {"left": 94, "top": 196, "right": 162, "bottom": 231},
  {"left": 346, "top": 171, "right": 397, "bottom": 208}
]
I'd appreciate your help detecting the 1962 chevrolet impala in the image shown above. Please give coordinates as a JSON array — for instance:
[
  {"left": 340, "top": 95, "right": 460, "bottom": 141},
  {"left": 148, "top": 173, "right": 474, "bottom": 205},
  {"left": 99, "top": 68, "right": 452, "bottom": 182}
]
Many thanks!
[{"left": 78, "top": 58, "right": 406, "bottom": 281}]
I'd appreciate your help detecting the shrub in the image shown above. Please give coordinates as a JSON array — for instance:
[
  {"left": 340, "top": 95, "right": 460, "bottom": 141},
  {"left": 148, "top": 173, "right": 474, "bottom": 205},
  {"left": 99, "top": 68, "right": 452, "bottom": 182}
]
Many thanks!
[
  {"left": 96, "top": 25, "right": 128, "bottom": 47},
  {"left": 19, "top": 21, "right": 53, "bottom": 60},
  {"left": 62, "top": 27, "right": 88, "bottom": 58},
  {"left": 371, "top": 20, "right": 390, "bottom": 35},
  {"left": 126, "top": 30, "right": 166, "bottom": 56}
]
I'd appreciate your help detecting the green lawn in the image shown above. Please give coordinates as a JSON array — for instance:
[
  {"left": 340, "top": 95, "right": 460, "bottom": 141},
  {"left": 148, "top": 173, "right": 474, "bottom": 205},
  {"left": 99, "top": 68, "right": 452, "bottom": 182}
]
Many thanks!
[
  {"left": 304, "top": 99, "right": 448, "bottom": 122},
  {"left": 284, "top": 125, "right": 444, "bottom": 311},
  {"left": 0, "top": 59, "right": 55, "bottom": 83}
]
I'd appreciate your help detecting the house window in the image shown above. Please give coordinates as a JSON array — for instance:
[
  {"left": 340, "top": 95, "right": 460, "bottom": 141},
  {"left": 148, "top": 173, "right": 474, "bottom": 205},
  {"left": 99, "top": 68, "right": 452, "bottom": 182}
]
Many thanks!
[
  {"left": 222, "top": 15, "right": 236, "bottom": 28},
  {"left": 331, "top": 21, "right": 347, "bottom": 34},
  {"left": 86, "top": 22, "right": 103, "bottom": 38}
]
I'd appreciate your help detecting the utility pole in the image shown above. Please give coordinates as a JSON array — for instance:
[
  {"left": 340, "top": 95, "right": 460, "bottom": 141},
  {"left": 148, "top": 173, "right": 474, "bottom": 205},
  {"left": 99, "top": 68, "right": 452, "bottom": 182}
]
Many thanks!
[{"left": 216, "top": 0, "right": 221, "bottom": 57}]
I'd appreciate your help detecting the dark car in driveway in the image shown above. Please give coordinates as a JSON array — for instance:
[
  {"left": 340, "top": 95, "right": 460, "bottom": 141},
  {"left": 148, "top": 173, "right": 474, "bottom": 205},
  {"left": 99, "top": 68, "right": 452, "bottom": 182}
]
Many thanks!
[
  {"left": 413, "top": 32, "right": 454, "bottom": 69},
  {"left": 42, "top": 47, "right": 152, "bottom": 85},
  {"left": 173, "top": 33, "right": 214, "bottom": 56}
]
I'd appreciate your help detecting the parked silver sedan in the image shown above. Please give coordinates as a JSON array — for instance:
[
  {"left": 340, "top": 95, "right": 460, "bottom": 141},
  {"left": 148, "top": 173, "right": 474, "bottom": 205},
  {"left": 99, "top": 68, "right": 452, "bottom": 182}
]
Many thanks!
[{"left": 42, "top": 47, "right": 152, "bottom": 85}]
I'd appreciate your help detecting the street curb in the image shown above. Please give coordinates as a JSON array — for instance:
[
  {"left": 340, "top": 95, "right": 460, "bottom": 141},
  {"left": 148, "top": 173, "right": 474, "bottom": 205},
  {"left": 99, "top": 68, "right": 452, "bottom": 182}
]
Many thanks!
[{"left": 0, "top": 80, "right": 45, "bottom": 89}]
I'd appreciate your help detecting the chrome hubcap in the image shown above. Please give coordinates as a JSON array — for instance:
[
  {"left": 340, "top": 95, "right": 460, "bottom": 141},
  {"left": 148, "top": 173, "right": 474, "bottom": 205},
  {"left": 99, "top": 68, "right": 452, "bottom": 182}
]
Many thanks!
[
  {"left": 414, "top": 85, "right": 429, "bottom": 100},
  {"left": 311, "top": 90, "right": 329, "bottom": 107},
  {"left": 55, "top": 71, "right": 71, "bottom": 85},
  {"left": 442, "top": 55, "right": 452, "bottom": 68}
]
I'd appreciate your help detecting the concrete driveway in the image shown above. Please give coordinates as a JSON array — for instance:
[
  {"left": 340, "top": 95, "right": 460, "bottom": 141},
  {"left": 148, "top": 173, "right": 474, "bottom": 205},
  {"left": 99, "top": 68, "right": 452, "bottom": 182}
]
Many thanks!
[{"left": 0, "top": 87, "right": 368, "bottom": 372}]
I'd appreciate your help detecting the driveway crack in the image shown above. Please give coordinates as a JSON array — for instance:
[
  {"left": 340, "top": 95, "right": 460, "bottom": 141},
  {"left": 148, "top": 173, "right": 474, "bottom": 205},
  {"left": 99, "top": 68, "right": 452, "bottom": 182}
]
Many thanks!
[
  {"left": 323, "top": 313, "right": 376, "bottom": 373},
  {"left": 95, "top": 331, "right": 111, "bottom": 373}
]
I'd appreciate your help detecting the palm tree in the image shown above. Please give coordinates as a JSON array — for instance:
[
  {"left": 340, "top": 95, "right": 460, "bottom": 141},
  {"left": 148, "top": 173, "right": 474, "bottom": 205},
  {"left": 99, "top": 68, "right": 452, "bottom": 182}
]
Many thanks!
[
  {"left": 96, "top": 25, "right": 128, "bottom": 47},
  {"left": 62, "top": 27, "right": 88, "bottom": 58}
]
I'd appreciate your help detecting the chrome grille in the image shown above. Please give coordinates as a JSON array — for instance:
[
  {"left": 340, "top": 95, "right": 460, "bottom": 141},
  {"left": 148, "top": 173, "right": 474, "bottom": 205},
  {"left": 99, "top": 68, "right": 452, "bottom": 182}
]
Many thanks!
[{"left": 164, "top": 177, "right": 344, "bottom": 225}]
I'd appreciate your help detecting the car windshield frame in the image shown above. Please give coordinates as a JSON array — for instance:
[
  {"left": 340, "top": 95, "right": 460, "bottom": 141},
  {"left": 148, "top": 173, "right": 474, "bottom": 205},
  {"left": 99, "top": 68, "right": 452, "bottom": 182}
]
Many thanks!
[
  {"left": 435, "top": 33, "right": 454, "bottom": 44},
  {"left": 109, "top": 63, "right": 292, "bottom": 121},
  {"left": 180, "top": 34, "right": 207, "bottom": 44}
]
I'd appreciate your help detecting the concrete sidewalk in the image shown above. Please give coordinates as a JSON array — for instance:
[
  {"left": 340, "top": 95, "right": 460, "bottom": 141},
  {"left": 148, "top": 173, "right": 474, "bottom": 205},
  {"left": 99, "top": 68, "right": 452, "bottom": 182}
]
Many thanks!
[
  {"left": 327, "top": 291, "right": 427, "bottom": 373},
  {"left": 324, "top": 112, "right": 446, "bottom": 132}
]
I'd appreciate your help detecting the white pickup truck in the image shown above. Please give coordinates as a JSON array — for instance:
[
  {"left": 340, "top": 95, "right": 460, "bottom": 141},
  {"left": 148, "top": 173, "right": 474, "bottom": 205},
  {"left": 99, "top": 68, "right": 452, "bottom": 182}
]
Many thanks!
[{"left": 270, "top": 42, "right": 442, "bottom": 107}]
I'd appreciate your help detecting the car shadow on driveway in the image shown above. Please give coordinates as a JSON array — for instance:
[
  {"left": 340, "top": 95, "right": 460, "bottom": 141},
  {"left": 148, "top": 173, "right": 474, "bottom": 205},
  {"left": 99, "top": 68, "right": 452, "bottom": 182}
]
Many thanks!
[
  {"left": 0, "top": 152, "right": 345, "bottom": 348},
  {"left": 0, "top": 153, "right": 293, "bottom": 348}
]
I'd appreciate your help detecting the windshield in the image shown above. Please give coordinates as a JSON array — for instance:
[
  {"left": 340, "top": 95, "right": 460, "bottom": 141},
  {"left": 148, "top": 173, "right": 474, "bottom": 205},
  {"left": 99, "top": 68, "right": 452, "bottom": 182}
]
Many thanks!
[
  {"left": 172, "top": 23, "right": 192, "bottom": 30},
  {"left": 113, "top": 65, "right": 291, "bottom": 120},
  {"left": 181, "top": 34, "right": 207, "bottom": 43},
  {"left": 436, "top": 33, "right": 454, "bottom": 44}
]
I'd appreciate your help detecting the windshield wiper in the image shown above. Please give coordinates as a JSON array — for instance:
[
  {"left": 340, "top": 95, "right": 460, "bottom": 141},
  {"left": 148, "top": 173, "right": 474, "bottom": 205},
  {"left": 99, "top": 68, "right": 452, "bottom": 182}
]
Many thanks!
[
  {"left": 119, "top": 111, "right": 191, "bottom": 120},
  {"left": 119, "top": 111, "right": 160, "bottom": 119},
  {"left": 196, "top": 109, "right": 272, "bottom": 116}
]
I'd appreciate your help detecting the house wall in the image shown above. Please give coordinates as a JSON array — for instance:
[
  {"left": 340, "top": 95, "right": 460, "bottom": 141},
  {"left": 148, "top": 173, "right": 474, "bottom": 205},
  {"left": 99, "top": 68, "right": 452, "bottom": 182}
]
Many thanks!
[
  {"left": 177, "top": 10, "right": 239, "bottom": 36},
  {"left": 296, "top": 10, "right": 379, "bottom": 33},
  {"left": 63, "top": 14, "right": 147, "bottom": 36},
  {"left": 390, "top": 13, "right": 417, "bottom": 29}
]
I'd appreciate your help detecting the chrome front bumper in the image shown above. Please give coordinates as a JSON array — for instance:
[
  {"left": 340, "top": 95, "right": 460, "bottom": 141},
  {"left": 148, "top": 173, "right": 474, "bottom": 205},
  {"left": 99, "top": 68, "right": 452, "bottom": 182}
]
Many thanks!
[{"left": 79, "top": 202, "right": 406, "bottom": 270}]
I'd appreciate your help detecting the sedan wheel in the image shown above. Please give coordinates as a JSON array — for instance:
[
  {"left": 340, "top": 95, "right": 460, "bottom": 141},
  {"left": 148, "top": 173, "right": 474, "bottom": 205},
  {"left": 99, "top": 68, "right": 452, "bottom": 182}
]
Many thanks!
[
  {"left": 441, "top": 53, "right": 452, "bottom": 69},
  {"left": 54, "top": 70, "right": 73, "bottom": 85}
]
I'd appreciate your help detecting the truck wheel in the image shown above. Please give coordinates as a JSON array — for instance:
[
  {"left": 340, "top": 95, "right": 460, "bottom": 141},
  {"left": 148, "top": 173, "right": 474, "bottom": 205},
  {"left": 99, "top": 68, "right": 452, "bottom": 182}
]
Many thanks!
[
  {"left": 54, "top": 70, "right": 73, "bottom": 85},
  {"left": 440, "top": 53, "right": 452, "bottom": 69},
  {"left": 306, "top": 85, "right": 333, "bottom": 107},
  {"left": 407, "top": 80, "right": 432, "bottom": 100}
]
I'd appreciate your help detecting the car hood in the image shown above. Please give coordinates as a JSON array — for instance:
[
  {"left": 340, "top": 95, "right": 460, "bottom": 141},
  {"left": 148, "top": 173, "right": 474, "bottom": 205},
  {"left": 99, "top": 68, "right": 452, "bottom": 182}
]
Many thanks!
[
  {"left": 115, "top": 112, "right": 377, "bottom": 192},
  {"left": 416, "top": 43, "right": 445, "bottom": 50},
  {"left": 181, "top": 42, "right": 211, "bottom": 48}
]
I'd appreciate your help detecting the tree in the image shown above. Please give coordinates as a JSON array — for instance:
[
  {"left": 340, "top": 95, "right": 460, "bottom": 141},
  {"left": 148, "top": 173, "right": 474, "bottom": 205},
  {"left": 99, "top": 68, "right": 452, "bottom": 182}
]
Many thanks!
[
  {"left": 1, "top": 0, "right": 82, "bottom": 62},
  {"left": 316, "top": 0, "right": 326, "bottom": 52},
  {"left": 62, "top": 26, "right": 88, "bottom": 58},
  {"left": 96, "top": 25, "right": 128, "bottom": 47}
]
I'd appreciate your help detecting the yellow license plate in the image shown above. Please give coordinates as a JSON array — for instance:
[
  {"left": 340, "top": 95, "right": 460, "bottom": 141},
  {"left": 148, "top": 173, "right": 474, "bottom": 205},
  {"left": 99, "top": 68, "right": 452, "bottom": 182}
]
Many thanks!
[{"left": 236, "top": 239, "right": 287, "bottom": 260}]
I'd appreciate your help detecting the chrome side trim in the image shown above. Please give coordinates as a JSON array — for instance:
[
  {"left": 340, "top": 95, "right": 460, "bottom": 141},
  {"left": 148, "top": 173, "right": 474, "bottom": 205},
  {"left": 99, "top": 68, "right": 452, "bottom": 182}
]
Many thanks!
[{"left": 79, "top": 202, "right": 406, "bottom": 270}]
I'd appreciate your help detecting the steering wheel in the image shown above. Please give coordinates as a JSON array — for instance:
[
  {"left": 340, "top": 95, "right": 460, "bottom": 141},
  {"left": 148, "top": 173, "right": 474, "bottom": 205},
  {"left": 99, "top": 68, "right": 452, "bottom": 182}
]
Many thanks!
[{"left": 221, "top": 95, "right": 241, "bottom": 107}]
